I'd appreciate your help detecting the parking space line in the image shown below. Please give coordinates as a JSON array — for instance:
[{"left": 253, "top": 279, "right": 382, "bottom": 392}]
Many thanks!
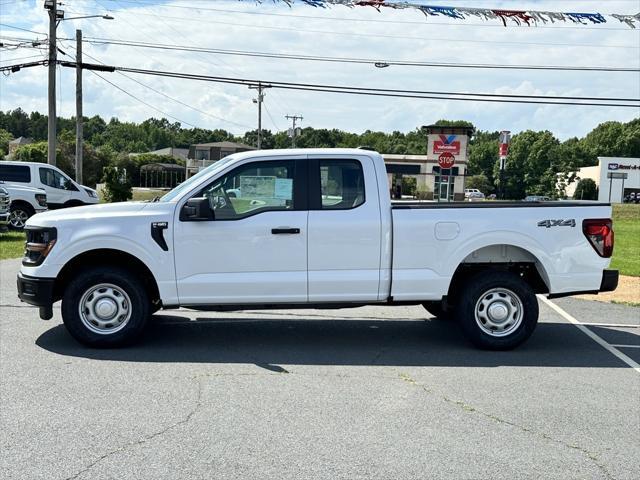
[
  {"left": 577, "top": 322, "right": 640, "bottom": 329},
  {"left": 538, "top": 296, "right": 640, "bottom": 373},
  {"left": 610, "top": 345, "right": 640, "bottom": 349}
]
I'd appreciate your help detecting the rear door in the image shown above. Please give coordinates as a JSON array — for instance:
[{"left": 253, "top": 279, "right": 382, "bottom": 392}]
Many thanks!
[{"left": 307, "top": 155, "right": 382, "bottom": 302}]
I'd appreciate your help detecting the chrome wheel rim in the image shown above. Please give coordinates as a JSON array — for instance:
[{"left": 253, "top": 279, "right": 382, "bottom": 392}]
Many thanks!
[
  {"left": 79, "top": 283, "right": 131, "bottom": 335},
  {"left": 9, "top": 209, "right": 29, "bottom": 228},
  {"left": 474, "top": 287, "right": 523, "bottom": 337}
]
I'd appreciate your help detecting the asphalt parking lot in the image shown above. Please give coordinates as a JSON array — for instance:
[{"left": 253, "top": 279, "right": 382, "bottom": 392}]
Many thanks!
[{"left": 1, "top": 258, "right": 639, "bottom": 480}]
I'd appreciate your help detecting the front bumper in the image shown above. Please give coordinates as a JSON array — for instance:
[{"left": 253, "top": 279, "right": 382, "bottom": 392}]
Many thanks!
[
  {"left": 17, "top": 272, "right": 55, "bottom": 319},
  {"left": 548, "top": 269, "right": 619, "bottom": 299}
]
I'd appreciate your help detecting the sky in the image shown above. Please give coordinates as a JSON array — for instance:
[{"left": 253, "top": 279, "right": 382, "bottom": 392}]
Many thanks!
[{"left": 0, "top": 0, "right": 639, "bottom": 140}]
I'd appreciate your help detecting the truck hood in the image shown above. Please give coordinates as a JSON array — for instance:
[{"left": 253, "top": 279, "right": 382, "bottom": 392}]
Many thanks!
[{"left": 26, "top": 201, "right": 153, "bottom": 227}]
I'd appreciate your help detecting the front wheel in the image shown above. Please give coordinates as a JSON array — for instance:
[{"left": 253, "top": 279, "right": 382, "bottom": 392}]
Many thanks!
[
  {"left": 61, "top": 266, "right": 150, "bottom": 347},
  {"left": 454, "top": 271, "right": 538, "bottom": 350},
  {"left": 9, "top": 203, "right": 34, "bottom": 230}
]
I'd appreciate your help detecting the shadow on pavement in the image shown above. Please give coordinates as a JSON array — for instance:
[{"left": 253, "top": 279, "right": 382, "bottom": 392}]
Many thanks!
[{"left": 35, "top": 315, "right": 639, "bottom": 368}]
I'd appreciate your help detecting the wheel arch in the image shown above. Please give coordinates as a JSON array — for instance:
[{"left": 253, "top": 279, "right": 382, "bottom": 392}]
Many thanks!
[
  {"left": 10, "top": 199, "right": 35, "bottom": 213},
  {"left": 447, "top": 243, "right": 550, "bottom": 301},
  {"left": 53, "top": 248, "right": 161, "bottom": 306}
]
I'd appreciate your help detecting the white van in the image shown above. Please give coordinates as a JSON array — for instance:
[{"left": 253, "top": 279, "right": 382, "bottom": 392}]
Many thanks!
[{"left": 0, "top": 161, "right": 98, "bottom": 209}]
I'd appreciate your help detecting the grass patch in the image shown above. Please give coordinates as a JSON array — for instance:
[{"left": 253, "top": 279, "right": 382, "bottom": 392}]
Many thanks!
[
  {"left": 131, "top": 188, "right": 166, "bottom": 202},
  {"left": 0, "top": 231, "right": 25, "bottom": 260},
  {"left": 611, "top": 204, "right": 640, "bottom": 277},
  {"left": 611, "top": 300, "right": 640, "bottom": 308}
]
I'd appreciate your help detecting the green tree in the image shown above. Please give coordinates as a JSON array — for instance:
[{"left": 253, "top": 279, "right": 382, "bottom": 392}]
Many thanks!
[
  {"left": 0, "top": 128, "right": 12, "bottom": 157},
  {"left": 580, "top": 119, "right": 640, "bottom": 165},
  {"left": 465, "top": 174, "right": 492, "bottom": 194},
  {"left": 498, "top": 130, "right": 561, "bottom": 199},
  {"left": 573, "top": 178, "right": 598, "bottom": 200},
  {"left": 102, "top": 165, "right": 132, "bottom": 202}
]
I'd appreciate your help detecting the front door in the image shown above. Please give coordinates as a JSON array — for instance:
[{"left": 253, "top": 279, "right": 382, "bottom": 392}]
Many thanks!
[
  {"left": 37, "top": 166, "right": 72, "bottom": 207},
  {"left": 174, "top": 157, "right": 308, "bottom": 305}
]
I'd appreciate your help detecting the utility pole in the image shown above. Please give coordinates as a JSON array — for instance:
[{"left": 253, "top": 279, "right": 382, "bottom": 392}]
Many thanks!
[
  {"left": 285, "top": 114, "right": 303, "bottom": 147},
  {"left": 43, "top": 2, "right": 113, "bottom": 168},
  {"left": 249, "top": 82, "right": 270, "bottom": 149},
  {"left": 45, "top": 0, "right": 61, "bottom": 166},
  {"left": 75, "top": 29, "right": 83, "bottom": 184}
]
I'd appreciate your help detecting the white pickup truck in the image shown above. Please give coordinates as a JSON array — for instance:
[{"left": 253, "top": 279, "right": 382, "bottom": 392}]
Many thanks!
[{"left": 17, "top": 148, "right": 617, "bottom": 349}]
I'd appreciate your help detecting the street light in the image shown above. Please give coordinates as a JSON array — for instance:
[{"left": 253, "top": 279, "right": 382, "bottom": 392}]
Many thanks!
[{"left": 64, "top": 15, "right": 114, "bottom": 21}]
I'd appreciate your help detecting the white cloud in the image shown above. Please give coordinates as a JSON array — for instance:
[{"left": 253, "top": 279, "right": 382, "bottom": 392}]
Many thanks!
[{"left": 0, "top": 0, "right": 638, "bottom": 139}]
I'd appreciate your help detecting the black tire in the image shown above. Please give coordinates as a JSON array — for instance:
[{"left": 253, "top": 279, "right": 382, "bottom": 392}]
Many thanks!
[
  {"left": 454, "top": 270, "right": 538, "bottom": 350},
  {"left": 422, "top": 301, "right": 449, "bottom": 319},
  {"left": 9, "top": 202, "right": 34, "bottom": 231},
  {"left": 61, "top": 266, "right": 150, "bottom": 347}
]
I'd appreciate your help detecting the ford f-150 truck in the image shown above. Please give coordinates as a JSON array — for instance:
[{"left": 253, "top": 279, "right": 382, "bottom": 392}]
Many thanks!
[{"left": 17, "top": 149, "right": 617, "bottom": 349}]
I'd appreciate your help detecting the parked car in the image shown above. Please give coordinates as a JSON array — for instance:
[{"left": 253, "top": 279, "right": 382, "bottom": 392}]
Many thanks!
[
  {"left": 0, "top": 161, "right": 98, "bottom": 210},
  {"left": 0, "top": 186, "right": 9, "bottom": 232},
  {"left": 524, "top": 195, "right": 551, "bottom": 202},
  {"left": 17, "top": 148, "right": 617, "bottom": 350},
  {"left": 464, "top": 188, "right": 484, "bottom": 199},
  {"left": 464, "top": 188, "right": 485, "bottom": 201},
  {"left": 0, "top": 182, "right": 47, "bottom": 230}
]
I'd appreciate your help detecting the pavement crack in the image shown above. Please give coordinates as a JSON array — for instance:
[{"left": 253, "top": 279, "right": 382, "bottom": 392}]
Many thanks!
[
  {"left": 398, "top": 373, "right": 614, "bottom": 480},
  {"left": 64, "top": 376, "right": 204, "bottom": 480}
]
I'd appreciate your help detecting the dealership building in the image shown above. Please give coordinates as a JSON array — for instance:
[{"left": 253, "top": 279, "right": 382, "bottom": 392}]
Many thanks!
[
  {"left": 384, "top": 125, "right": 472, "bottom": 201},
  {"left": 566, "top": 157, "right": 640, "bottom": 203}
]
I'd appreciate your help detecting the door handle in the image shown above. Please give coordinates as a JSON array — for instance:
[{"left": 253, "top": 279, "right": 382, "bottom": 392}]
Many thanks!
[{"left": 271, "top": 228, "right": 300, "bottom": 234}]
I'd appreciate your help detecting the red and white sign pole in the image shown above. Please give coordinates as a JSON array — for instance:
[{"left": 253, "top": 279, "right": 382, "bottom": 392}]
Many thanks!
[{"left": 498, "top": 130, "right": 511, "bottom": 199}]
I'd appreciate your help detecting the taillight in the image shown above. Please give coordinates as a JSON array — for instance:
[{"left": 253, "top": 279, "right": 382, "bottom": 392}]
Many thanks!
[
  {"left": 582, "top": 219, "right": 614, "bottom": 258},
  {"left": 35, "top": 193, "right": 47, "bottom": 207}
]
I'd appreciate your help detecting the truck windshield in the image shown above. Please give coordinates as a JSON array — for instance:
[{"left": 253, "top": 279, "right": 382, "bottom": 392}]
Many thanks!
[{"left": 159, "top": 155, "right": 237, "bottom": 203}]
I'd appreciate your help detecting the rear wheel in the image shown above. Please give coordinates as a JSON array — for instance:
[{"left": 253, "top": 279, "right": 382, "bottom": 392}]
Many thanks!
[
  {"left": 9, "top": 202, "right": 34, "bottom": 230},
  {"left": 454, "top": 271, "right": 538, "bottom": 350},
  {"left": 61, "top": 266, "right": 150, "bottom": 347}
]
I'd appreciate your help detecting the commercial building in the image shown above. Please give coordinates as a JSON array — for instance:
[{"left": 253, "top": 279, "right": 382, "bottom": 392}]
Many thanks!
[
  {"left": 566, "top": 157, "right": 640, "bottom": 203},
  {"left": 186, "top": 141, "right": 255, "bottom": 178},
  {"left": 384, "top": 125, "right": 472, "bottom": 201}
]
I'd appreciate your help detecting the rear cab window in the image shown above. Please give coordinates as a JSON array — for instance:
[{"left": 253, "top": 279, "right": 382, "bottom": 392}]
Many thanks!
[{"left": 317, "top": 159, "right": 365, "bottom": 210}]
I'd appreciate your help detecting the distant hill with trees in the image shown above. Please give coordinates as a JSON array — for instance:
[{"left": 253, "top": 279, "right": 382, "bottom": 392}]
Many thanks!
[{"left": 0, "top": 109, "right": 637, "bottom": 198}]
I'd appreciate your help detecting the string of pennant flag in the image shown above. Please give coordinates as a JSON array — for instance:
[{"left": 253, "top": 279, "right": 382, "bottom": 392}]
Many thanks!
[{"left": 242, "top": 1, "right": 640, "bottom": 28}]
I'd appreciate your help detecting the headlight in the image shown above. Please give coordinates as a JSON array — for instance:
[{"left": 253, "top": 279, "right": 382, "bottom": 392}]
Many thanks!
[
  {"left": 84, "top": 188, "right": 97, "bottom": 198},
  {"left": 35, "top": 193, "right": 47, "bottom": 207},
  {"left": 23, "top": 226, "right": 57, "bottom": 266}
]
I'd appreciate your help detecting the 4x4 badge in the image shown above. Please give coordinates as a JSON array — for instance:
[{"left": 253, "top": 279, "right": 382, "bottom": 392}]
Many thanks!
[{"left": 537, "top": 219, "right": 576, "bottom": 228}]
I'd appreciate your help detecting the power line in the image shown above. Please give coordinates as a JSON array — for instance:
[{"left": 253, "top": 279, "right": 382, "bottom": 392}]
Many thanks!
[
  {"left": 60, "top": 12, "right": 638, "bottom": 49},
  {"left": 78, "top": 37, "right": 640, "bottom": 72},
  {"left": 64, "top": 43, "right": 253, "bottom": 130},
  {"left": 57, "top": 61, "right": 640, "bottom": 108},
  {"left": 0, "top": 23, "right": 47, "bottom": 35}
]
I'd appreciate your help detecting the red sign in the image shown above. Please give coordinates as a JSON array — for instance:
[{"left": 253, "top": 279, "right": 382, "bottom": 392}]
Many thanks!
[
  {"left": 433, "top": 134, "right": 461, "bottom": 155},
  {"left": 438, "top": 152, "right": 455, "bottom": 169},
  {"left": 499, "top": 143, "right": 509, "bottom": 157}
]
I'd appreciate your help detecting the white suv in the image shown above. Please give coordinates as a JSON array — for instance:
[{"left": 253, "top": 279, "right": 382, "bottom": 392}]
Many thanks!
[
  {"left": 464, "top": 188, "right": 485, "bottom": 200},
  {"left": 0, "top": 161, "right": 98, "bottom": 210}
]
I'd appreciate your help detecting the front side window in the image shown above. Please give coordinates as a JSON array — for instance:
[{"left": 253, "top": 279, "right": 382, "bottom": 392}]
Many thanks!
[
  {"left": 319, "top": 160, "right": 365, "bottom": 209},
  {"left": 39, "top": 167, "right": 68, "bottom": 190},
  {"left": 197, "top": 160, "right": 295, "bottom": 220}
]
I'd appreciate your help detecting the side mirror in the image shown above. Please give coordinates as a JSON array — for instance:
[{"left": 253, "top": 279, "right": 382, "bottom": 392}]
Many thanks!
[{"left": 180, "top": 197, "right": 215, "bottom": 221}]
